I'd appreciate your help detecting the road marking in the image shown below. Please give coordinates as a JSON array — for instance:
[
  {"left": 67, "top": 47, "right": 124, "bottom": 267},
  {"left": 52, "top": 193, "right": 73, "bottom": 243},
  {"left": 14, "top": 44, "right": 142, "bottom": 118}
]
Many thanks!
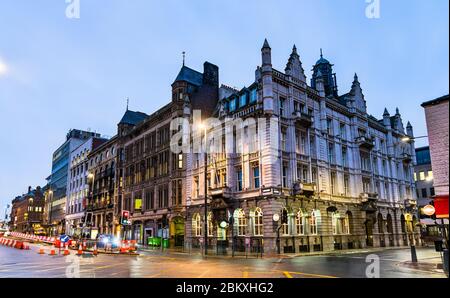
[
  {"left": 283, "top": 271, "right": 293, "bottom": 278},
  {"left": 285, "top": 271, "right": 338, "bottom": 278},
  {"left": 197, "top": 270, "right": 210, "bottom": 278}
]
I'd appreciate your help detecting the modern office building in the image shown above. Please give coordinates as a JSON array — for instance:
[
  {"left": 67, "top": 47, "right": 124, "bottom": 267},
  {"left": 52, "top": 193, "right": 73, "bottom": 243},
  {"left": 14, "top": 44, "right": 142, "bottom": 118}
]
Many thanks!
[{"left": 45, "top": 129, "right": 100, "bottom": 236}]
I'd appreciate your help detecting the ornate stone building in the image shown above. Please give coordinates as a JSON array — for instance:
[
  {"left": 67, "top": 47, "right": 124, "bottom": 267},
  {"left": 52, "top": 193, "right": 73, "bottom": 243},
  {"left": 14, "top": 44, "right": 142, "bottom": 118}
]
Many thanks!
[
  {"left": 184, "top": 40, "right": 419, "bottom": 254},
  {"left": 120, "top": 62, "right": 219, "bottom": 246}
]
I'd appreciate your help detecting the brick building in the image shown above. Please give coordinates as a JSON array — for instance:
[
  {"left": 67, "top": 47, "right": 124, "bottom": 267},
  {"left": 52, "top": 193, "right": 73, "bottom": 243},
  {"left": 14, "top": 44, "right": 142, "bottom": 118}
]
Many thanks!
[
  {"left": 422, "top": 95, "right": 449, "bottom": 221},
  {"left": 10, "top": 186, "right": 45, "bottom": 234}
]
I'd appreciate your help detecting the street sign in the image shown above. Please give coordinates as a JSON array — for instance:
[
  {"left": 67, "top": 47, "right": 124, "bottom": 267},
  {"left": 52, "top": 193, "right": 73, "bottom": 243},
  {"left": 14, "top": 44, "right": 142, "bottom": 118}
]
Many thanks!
[{"left": 60, "top": 235, "right": 70, "bottom": 243}]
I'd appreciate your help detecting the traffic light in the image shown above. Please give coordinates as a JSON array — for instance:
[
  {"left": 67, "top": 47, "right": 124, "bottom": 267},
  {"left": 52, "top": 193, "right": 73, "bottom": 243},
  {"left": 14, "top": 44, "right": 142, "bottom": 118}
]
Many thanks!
[
  {"left": 281, "top": 209, "right": 288, "bottom": 224},
  {"left": 121, "top": 210, "right": 130, "bottom": 225}
]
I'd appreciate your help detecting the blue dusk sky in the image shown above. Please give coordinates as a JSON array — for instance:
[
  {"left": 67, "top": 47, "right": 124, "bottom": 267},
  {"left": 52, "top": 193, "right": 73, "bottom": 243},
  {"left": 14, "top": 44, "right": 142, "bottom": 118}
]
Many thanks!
[{"left": 0, "top": 0, "right": 448, "bottom": 212}]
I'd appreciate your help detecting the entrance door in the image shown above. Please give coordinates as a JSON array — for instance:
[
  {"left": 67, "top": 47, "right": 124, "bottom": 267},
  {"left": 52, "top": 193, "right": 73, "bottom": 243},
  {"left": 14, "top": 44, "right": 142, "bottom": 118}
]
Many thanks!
[{"left": 365, "top": 220, "right": 374, "bottom": 247}]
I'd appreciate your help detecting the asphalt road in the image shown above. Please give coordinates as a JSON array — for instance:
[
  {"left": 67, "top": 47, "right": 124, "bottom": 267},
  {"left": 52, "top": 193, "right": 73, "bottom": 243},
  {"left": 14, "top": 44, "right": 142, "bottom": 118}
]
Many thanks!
[{"left": 0, "top": 242, "right": 446, "bottom": 278}]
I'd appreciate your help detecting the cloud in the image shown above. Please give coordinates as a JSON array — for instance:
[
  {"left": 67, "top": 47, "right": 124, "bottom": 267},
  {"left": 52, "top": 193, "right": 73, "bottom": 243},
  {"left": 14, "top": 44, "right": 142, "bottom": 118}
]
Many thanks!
[{"left": 0, "top": 57, "right": 8, "bottom": 76}]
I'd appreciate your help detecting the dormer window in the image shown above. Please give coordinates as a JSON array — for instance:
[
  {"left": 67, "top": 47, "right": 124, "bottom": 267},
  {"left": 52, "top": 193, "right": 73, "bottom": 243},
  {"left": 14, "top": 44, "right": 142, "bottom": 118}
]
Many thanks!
[
  {"left": 239, "top": 93, "right": 247, "bottom": 107},
  {"left": 229, "top": 98, "right": 237, "bottom": 111},
  {"left": 250, "top": 89, "right": 257, "bottom": 103}
]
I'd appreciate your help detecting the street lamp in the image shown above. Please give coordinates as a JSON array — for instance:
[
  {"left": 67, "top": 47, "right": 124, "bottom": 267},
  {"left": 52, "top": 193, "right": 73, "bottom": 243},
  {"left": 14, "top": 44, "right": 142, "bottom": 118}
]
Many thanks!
[
  {"left": 198, "top": 122, "right": 209, "bottom": 257},
  {"left": 401, "top": 135, "right": 428, "bottom": 143}
]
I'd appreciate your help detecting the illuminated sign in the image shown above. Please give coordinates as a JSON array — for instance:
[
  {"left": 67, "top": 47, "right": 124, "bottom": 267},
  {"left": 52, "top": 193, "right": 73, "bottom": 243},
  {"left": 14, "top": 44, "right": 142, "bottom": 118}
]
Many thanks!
[{"left": 421, "top": 205, "right": 436, "bottom": 216}]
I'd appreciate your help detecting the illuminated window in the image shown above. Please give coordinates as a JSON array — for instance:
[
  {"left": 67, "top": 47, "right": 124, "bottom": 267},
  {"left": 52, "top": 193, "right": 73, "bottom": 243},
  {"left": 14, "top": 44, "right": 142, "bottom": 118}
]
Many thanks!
[
  {"left": 178, "top": 154, "right": 183, "bottom": 169},
  {"left": 192, "top": 213, "right": 202, "bottom": 237},
  {"left": 296, "top": 210, "right": 305, "bottom": 235},
  {"left": 207, "top": 212, "right": 214, "bottom": 237},
  {"left": 310, "top": 210, "right": 318, "bottom": 235},
  {"left": 235, "top": 209, "right": 247, "bottom": 236},
  {"left": 253, "top": 208, "right": 263, "bottom": 236},
  {"left": 427, "top": 171, "right": 433, "bottom": 180},
  {"left": 419, "top": 171, "right": 425, "bottom": 181}
]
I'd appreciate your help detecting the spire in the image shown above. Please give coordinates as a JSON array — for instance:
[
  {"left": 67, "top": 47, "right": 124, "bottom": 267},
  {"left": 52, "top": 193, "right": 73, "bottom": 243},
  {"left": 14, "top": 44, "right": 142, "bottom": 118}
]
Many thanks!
[
  {"left": 292, "top": 44, "right": 297, "bottom": 55},
  {"left": 396, "top": 107, "right": 400, "bottom": 115},
  {"left": 354, "top": 73, "right": 359, "bottom": 82},
  {"left": 126, "top": 97, "right": 129, "bottom": 111},
  {"left": 262, "top": 38, "right": 271, "bottom": 49},
  {"left": 406, "top": 121, "right": 412, "bottom": 128},
  {"left": 320, "top": 48, "right": 323, "bottom": 58},
  {"left": 182, "top": 51, "right": 186, "bottom": 66},
  {"left": 383, "top": 108, "right": 390, "bottom": 116}
]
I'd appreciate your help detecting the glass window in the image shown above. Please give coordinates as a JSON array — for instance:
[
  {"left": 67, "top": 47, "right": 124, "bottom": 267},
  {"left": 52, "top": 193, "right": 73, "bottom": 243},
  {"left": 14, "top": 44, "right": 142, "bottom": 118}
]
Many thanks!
[
  {"left": 339, "top": 123, "right": 346, "bottom": 139},
  {"left": 250, "top": 89, "right": 257, "bottom": 103},
  {"left": 419, "top": 171, "right": 425, "bottom": 181},
  {"left": 296, "top": 210, "right": 305, "bottom": 235},
  {"left": 327, "top": 118, "right": 333, "bottom": 135},
  {"left": 310, "top": 210, "right": 318, "bottom": 235},
  {"left": 237, "top": 169, "right": 243, "bottom": 191},
  {"left": 192, "top": 213, "right": 202, "bottom": 237},
  {"left": 235, "top": 209, "right": 247, "bottom": 236},
  {"left": 207, "top": 212, "right": 214, "bottom": 237},
  {"left": 332, "top": 211, "right": 341, "bottom": 235},
  {"left": 253, "top": 165, "right": 260, "bottom": 189},
  {"left": 281, "top": 209, "right": 289, "bottom": 236},
  {"left": 229, "top": 98, "right": 236, "bottom": 111},
  {"left": 253, "top": 208, "right": 263, "bottom": 236},
  {"left": 427, "top": 171, "right": 433, "bottom": 180},
  {"left": 239, "top": 93, "right": 247, "bottom": 107}
]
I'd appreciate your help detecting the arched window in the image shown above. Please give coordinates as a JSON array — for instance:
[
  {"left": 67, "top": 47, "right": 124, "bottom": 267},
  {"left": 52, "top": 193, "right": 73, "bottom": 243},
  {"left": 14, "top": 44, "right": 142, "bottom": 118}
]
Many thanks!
[
  {"left": 332, "top": 211, "right": 340, "bottom": 234},
  {"left": 253, "top": 208, "right": 263, "bottom": 236},
  {"left": 296, "top": 210, "right": 306, "bottom": 235},
  {"left": 207, "top": 212, "right": 214, "bottom": 237},
  {"left": 343, "top": 212, "right": 352, "bottom": 235},
  {"left": 281, "top": 208, "right": 289, "bottom": 236},
  {"left": 234, "top": 209, "right": 247, "bottom": 236},
  {"left": 377, "top": 213, "right": 384, "bottom": 234},
  {"left": 310, "top": 210, "right": 318, "bottom": 235},
  {"left": 192, "top": 213, "right": 202, "bottom": 237},
  {"left": 400, "top": 215, "right": 406, "bottom": 233},
  {"left": 386, "top": 214, "right": 393, "bottom": 234}
]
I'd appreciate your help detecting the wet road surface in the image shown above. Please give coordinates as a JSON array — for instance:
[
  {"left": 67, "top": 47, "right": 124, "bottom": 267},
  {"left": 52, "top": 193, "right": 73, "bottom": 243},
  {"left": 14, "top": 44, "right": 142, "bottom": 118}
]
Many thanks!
[{"left": 0, "top": 242, "right": 445, "bottom": 278}]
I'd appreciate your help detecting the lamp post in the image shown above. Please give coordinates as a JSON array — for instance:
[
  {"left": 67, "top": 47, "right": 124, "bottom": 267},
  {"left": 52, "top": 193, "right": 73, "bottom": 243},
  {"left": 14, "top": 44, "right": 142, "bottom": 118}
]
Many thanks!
[
  {"left": 199, "top": 123, "right": 209, "bottom": 256},
  {"left": 47, "top": 189, "right": 53, "bottom": 236},
  {"left": 87, "top": 172, "right": 95, "bottom": 240}
]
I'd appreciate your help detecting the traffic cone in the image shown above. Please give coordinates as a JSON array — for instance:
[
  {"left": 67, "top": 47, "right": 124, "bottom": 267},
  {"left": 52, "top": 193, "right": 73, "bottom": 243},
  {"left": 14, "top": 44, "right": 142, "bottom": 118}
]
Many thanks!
[
  {"left": 93, "top": 243, "right": 98, "bottom": 256},
  {"left": 63, "top": 244, "right": 70, "bottom": 256},
  {"left": 38, "top": 246, "right": 45, "bottom": 255},
  {"left": 49, "top": 248, "right": 56, "bottom": 256},
  {"left": 77, "top": 244, "right": 83, "bottom": 256}
]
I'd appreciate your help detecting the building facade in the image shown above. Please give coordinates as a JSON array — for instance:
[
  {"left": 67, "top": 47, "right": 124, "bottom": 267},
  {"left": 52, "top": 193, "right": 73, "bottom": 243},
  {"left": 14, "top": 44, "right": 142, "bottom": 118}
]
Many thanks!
[
  {"left": 414, "top": 146, "right": 434, "bottom": 208},
  {"left": 45, "top": 129, "right": 100, "bottom": 236},
  {"left": 65, "top": 136, "right": 108, "bottom": 236},
  {"left": 422, "top": 95, "right": 449, "bottom": 221},
  {"left": 184, "top": 41, "right": 419, "bottom": 254},
  {"left": 10, "top": 187, "right": 45, "bottom": 234},
  {"left": 120, "top": 62, "right": 219, "bottom": 246}
]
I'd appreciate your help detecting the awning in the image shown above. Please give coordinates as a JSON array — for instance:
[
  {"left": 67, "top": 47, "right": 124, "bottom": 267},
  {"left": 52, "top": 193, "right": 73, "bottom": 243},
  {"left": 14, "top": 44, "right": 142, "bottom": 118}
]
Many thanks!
[{"left": 434, "top": 195, "right": 449, "bottom": 219}]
